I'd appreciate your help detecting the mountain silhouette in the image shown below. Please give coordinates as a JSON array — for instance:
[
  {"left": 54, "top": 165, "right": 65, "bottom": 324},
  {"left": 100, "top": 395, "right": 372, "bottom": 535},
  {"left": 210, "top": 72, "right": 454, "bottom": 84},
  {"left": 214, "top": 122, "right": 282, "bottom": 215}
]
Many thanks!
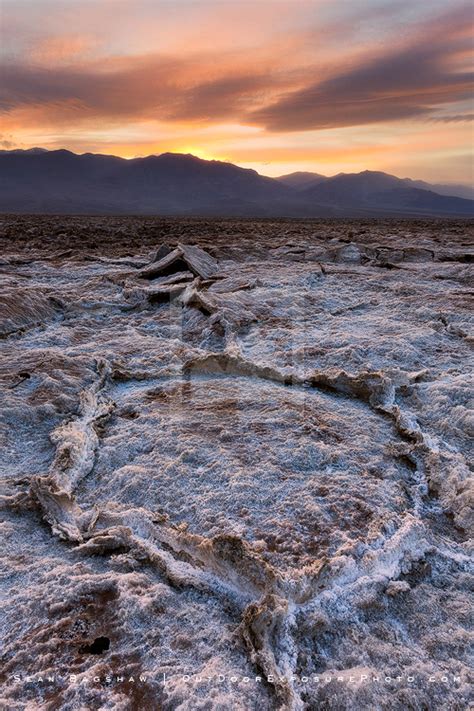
[
  {"left": 278, "top": 169, "right": 474, "bottom": 202},
  {"left": 275, "top": 171, "right": 327, "bottom": 190},
  {"left": 0, "top": 149, "right": 472, "bottom": 217},
  {"left": 299, "top": 170, "right": 474, "bottom": 216}
]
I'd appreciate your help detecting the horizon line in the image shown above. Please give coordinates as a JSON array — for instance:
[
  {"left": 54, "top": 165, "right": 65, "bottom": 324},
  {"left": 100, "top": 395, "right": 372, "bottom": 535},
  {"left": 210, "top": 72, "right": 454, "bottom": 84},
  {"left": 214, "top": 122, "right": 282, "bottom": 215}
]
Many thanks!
[{"left": 2, "top": 146, "right": 472, "bottom": 188}]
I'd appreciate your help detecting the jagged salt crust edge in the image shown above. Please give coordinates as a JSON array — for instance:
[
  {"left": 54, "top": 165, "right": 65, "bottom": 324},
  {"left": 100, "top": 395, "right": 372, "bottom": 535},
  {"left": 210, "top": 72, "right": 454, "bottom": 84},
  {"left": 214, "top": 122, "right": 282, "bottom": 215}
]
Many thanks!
[{"left": 2, "top": 344, "right": 472, "bottom": 710}]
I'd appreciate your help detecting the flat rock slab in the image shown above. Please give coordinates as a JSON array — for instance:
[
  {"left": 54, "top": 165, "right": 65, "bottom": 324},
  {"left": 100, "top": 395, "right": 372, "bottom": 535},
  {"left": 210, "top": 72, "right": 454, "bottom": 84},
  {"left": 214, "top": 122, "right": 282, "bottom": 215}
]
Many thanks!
[{"left": 140, "top": 243, "right": 219, "bottom": 280}]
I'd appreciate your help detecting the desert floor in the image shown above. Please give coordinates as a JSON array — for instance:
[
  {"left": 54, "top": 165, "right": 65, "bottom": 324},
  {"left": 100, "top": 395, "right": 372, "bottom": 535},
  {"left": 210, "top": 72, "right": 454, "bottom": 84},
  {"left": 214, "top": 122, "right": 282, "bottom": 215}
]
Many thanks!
[{"left": 1, "top": 216, "right": 473, "bottom": 710}]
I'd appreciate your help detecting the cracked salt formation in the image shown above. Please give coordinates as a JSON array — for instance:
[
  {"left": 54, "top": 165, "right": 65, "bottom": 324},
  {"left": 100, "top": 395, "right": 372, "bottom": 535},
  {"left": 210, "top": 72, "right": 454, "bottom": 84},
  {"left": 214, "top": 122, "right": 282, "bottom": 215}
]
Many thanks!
[
  {"left": 1, "top": 216, "right": 473, "bottom": 710},
  {"left": 139, "top": 243, "right": 219, "bottom": 281}
]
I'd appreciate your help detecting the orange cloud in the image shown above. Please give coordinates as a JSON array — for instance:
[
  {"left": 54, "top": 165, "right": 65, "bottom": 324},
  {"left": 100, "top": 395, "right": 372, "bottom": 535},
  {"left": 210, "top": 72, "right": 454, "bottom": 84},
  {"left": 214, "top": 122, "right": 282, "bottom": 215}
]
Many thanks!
[
  {"left": 29, "top": 35, "right": 97, "bottom": 64},
  {"left": 1, "top": 0, "right": 472, "bottom": 183}
]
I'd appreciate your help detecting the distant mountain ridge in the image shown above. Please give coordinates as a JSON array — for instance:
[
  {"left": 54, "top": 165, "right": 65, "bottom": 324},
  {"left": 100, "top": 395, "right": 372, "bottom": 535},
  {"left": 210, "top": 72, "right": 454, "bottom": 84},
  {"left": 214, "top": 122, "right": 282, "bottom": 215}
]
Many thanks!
[
  {"left": 277, "top": 169, "right": 474, "bottom": 201},
  {"left": 297, "top": 170, "right": 474, "bottom": 216},
  {"left": 0, "top": 148, "right": 472, "bottom": 217},
  {"left": 0, "top": 147, "right": 49, "bottom": 155},
  {"left": 401, "top": 178, "right": 474, "bottom": 201},
  {"left": 275, "top": 171, "right": 327, "bottom": 189}
]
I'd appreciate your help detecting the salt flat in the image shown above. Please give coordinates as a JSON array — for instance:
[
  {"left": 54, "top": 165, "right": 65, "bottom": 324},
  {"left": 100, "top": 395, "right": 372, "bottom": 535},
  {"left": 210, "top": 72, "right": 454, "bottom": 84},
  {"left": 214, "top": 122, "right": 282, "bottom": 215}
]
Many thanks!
[{"left": 1, "top": 216, "right": 472, "bottom": 710}]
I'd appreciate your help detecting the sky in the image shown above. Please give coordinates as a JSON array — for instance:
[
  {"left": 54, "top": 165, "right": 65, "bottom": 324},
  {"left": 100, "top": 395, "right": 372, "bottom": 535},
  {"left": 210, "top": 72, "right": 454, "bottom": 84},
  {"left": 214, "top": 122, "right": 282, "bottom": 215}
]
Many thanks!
[{"left": 1, "top": 0, "right": 473, "bottom": 182}]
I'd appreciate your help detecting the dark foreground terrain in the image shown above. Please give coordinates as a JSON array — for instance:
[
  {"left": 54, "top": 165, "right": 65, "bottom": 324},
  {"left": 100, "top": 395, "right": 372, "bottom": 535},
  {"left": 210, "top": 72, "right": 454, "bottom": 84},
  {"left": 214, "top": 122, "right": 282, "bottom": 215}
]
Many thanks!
[{"left": 1, "top": 216, "right": 473, "bottom": 710}]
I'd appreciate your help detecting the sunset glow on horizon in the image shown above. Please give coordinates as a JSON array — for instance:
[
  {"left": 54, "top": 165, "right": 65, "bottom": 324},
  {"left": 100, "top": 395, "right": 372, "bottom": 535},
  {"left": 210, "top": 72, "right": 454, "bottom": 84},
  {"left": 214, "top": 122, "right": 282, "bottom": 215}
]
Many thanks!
[{"left": 1, "top": 0, "right": 473, "bottom": 182}]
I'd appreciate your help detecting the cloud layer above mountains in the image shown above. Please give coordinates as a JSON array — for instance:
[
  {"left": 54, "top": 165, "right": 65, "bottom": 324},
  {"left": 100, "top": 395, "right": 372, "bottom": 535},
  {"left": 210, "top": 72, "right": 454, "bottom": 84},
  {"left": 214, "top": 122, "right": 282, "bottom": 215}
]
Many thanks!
[{"left": 1, "top": 0, "right": 473, "bottom": 181}]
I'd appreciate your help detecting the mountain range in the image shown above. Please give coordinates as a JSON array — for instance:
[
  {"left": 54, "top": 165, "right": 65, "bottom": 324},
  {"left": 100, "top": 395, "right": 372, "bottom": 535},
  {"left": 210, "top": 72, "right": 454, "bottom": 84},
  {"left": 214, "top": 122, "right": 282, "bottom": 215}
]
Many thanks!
[
  {"left": 0, "top": 148, "right": 472, "bottom": 217},
  {"left": 276, "top": 170, "right": 474, "bottom": 201}
]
